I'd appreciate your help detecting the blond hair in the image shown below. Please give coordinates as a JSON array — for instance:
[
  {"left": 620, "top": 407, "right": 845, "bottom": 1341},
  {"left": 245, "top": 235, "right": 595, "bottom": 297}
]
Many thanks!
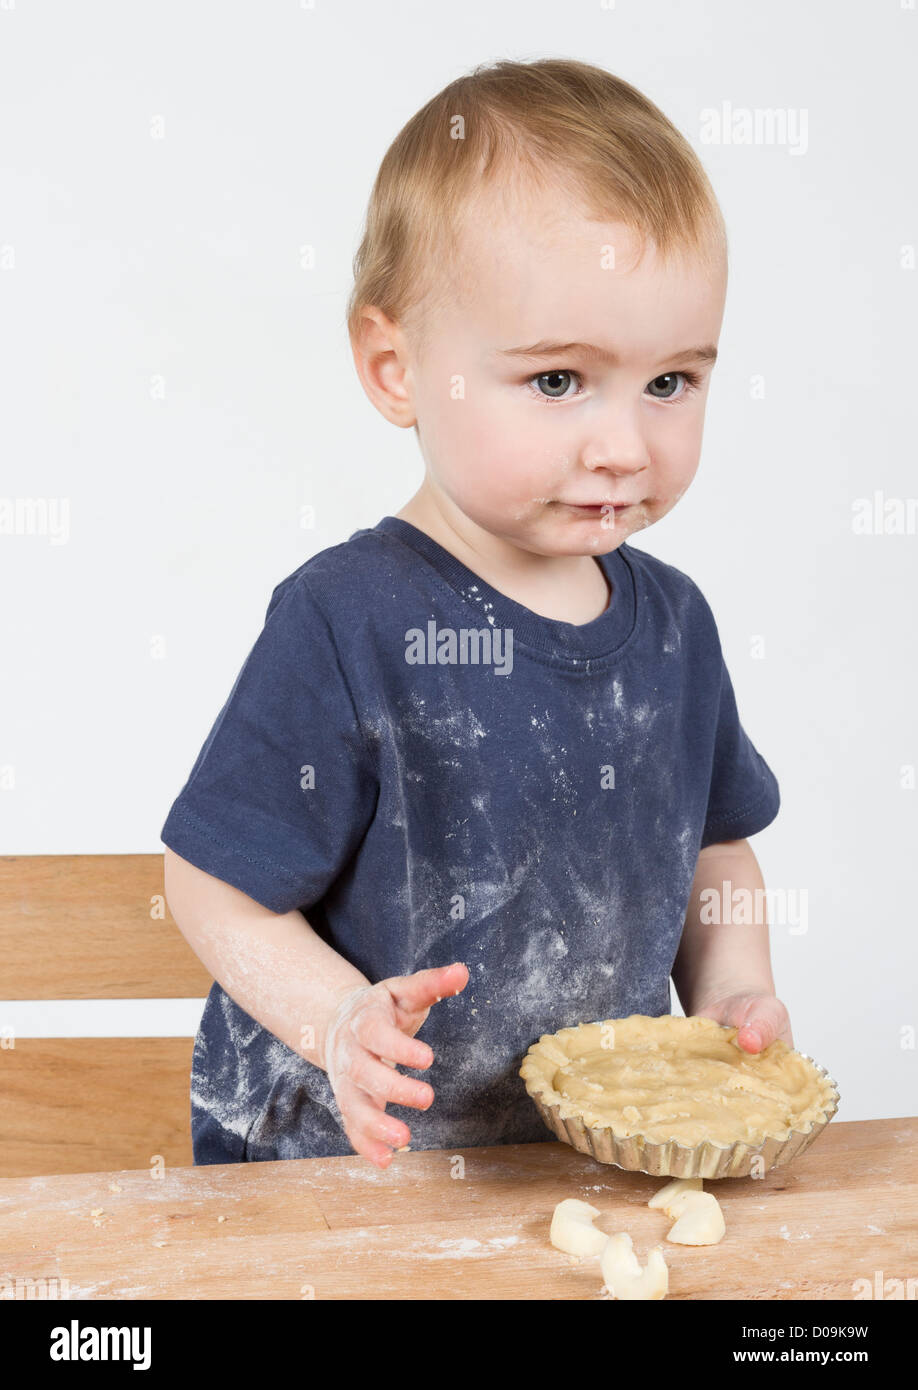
[{"left": 346, "top": 57, "right": 726, "bottom": 357}]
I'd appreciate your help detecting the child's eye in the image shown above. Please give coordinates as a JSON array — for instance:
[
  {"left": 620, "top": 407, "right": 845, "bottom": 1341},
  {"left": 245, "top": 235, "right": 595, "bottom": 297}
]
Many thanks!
[
  {"left": 527, "top": 369, "right": 581, "bottom": 402},
  {"left": 645, "top": 370, "right": 703, "bottom": 403}
]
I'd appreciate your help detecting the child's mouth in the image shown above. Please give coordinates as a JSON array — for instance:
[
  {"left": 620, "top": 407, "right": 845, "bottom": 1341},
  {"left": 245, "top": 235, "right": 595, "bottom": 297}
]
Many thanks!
[{"left": 558, "top": 502, "right": 634, "bottom": 518}]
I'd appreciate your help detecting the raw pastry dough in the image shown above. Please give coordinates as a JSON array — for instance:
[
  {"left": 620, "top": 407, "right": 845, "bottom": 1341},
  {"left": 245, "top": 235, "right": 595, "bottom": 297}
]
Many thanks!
[
  {"left": 548, "top": 1193, "right": 674, "bottom": 1297},
  {"left": 600, "top": 1232, "right": 669, "bottom": 1300},
  {"left": 647, "top": 1177, "right": 703, "bottom": 1213},
  {"left": 666, "top": 1193, "right": 725, "bottom": 1246},
  {"left": 549, "top": 1198, "right": 608, "bottom": 1257},
  {"left": 520, "top": 1015, "right": 836, "bottom": 1146},
  {"left": 648, "top": 1176, "right": 725, "bottom": 1245}
]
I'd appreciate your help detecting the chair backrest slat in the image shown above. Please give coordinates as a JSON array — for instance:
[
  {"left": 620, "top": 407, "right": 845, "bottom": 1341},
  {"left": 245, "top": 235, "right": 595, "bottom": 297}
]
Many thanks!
[
  {"left": 0, "top": 855, "right": 213, "bottom": 999},
  {"left": 0, "top": 1038, "right": 195, "bottom": 1177}
]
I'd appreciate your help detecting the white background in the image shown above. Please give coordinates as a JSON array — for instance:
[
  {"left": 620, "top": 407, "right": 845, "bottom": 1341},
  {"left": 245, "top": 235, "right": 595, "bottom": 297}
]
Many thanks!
[{"left": 1, "top": 1, "right": 915, "bottom": 1129}]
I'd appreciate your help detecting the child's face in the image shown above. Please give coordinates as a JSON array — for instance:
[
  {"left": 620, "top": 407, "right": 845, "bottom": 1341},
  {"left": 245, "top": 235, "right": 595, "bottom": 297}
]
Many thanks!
[{"left": 368, "top": 188, "right": 727, "bottom": 556}]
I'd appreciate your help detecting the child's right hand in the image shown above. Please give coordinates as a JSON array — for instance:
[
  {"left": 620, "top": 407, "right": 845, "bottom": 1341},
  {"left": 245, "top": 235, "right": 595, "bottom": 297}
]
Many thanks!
[{"left": 322, "top": 961, "right": 469, "bottom": 1167}]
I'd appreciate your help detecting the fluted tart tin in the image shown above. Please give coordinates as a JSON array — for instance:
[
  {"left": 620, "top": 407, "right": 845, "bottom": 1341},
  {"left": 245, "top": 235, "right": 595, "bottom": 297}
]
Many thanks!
[{"left": 519, "top": 1015, "right": 839, "bottom": 1179}]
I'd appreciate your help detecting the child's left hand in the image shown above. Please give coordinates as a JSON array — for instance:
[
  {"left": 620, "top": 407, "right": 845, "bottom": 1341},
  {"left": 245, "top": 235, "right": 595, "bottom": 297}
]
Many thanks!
[{"left": 693, "top": 992, "right": 794, "bottom": 1053}]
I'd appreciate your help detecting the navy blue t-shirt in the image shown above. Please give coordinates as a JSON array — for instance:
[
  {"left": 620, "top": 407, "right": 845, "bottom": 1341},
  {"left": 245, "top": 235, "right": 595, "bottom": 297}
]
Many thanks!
[{"left": 160, "top": 516, "right": 780, "bottom": 1163}]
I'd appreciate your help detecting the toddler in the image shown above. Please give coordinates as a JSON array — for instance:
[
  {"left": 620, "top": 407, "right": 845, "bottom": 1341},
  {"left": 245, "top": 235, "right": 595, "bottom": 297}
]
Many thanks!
[{"left": 162, "top": 57, "right": 790, "bottom": 1168}]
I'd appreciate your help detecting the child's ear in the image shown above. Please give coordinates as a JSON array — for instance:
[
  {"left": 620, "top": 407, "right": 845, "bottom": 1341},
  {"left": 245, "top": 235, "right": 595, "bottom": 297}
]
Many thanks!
[{"left": 349, "top": 306, "right": 417, "bottom": 430}]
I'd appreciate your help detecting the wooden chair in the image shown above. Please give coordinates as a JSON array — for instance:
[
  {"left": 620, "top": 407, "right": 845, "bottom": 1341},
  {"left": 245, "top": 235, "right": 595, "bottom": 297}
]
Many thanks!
[{"left": 0, "top": 855, "right": 212, "bottom": 1178}]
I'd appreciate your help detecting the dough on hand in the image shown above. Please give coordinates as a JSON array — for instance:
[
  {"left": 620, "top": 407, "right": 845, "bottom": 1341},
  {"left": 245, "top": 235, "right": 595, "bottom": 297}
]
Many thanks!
[
  {"left": 549, "top": 1198, "right": 608, "bottom": 1257},
  {"left": 600, "top": 1232, "right": 669, "bottom": 1300}
]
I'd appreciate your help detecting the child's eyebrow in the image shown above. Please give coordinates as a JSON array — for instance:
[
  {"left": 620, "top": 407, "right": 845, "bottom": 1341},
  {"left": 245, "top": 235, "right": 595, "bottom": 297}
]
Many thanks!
[{"left": 494, "top": 341, "right": 719, "bottom": 367}]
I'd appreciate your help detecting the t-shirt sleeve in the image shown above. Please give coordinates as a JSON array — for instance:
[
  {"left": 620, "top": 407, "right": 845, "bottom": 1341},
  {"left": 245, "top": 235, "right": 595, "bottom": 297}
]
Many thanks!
[
  {"left": 700, "top": 651, "right": 780, "bottom": 849},
  {"left": 160, "top": 574, "right": 379, "bottom": 914}
]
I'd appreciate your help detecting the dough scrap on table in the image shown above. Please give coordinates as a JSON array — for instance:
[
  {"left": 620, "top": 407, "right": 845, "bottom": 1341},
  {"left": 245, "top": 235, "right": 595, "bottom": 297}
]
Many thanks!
[
  {"left": 647, "top": 1176, "right": 703, "bottom": 1213},
  {"left": 549, "top": 1198, "right": 608, "bottom": 1257},
  {"left": 548, "top": 1198, "right": 670, "bottom": 1299},
  {"left": 600, "top": 1232, "right": 669, "bottom": 1301},
  {"left": 648, "top": 1177, "right": 725, "bottom": 1245}
]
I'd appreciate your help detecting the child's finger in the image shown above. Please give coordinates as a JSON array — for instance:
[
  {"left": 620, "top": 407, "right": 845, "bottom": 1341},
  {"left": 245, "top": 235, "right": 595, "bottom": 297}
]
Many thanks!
[
  {"left": 351, "top": 1049, "right": 435, "bottom": 1110},
  {"left": 353, "top": 1011, "right": 434, "bottom": 1069},
  {"left": 363, "top": 1093, "right": 411, "bottom": 1149},
  {"left": 385, "top": 961, "right": 469, "bottom": 1017},
  {"left": 734, "top": 994, "right": 792, "bottom": 1053},
  {"left": 341, "top": 1116, "right": 395, "bottom": 1168},
  {"left": 734, "top": 1023, "right": 764, "bottom": 1052},
  {"left": 336, "top": 1083, "right": 411, "bottom": 1164}
]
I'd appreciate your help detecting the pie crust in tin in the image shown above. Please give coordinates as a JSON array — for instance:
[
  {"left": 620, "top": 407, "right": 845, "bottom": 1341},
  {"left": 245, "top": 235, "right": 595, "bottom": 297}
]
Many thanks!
[{"left": 519, "top": 1014, "right": 840, "bottom": 1179}]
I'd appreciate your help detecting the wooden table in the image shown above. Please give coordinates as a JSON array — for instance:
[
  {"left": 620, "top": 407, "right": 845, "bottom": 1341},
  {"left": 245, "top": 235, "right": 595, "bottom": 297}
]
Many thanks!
[{"left": 1, "top": 1119, "right": 914, "bottom": 1300}]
